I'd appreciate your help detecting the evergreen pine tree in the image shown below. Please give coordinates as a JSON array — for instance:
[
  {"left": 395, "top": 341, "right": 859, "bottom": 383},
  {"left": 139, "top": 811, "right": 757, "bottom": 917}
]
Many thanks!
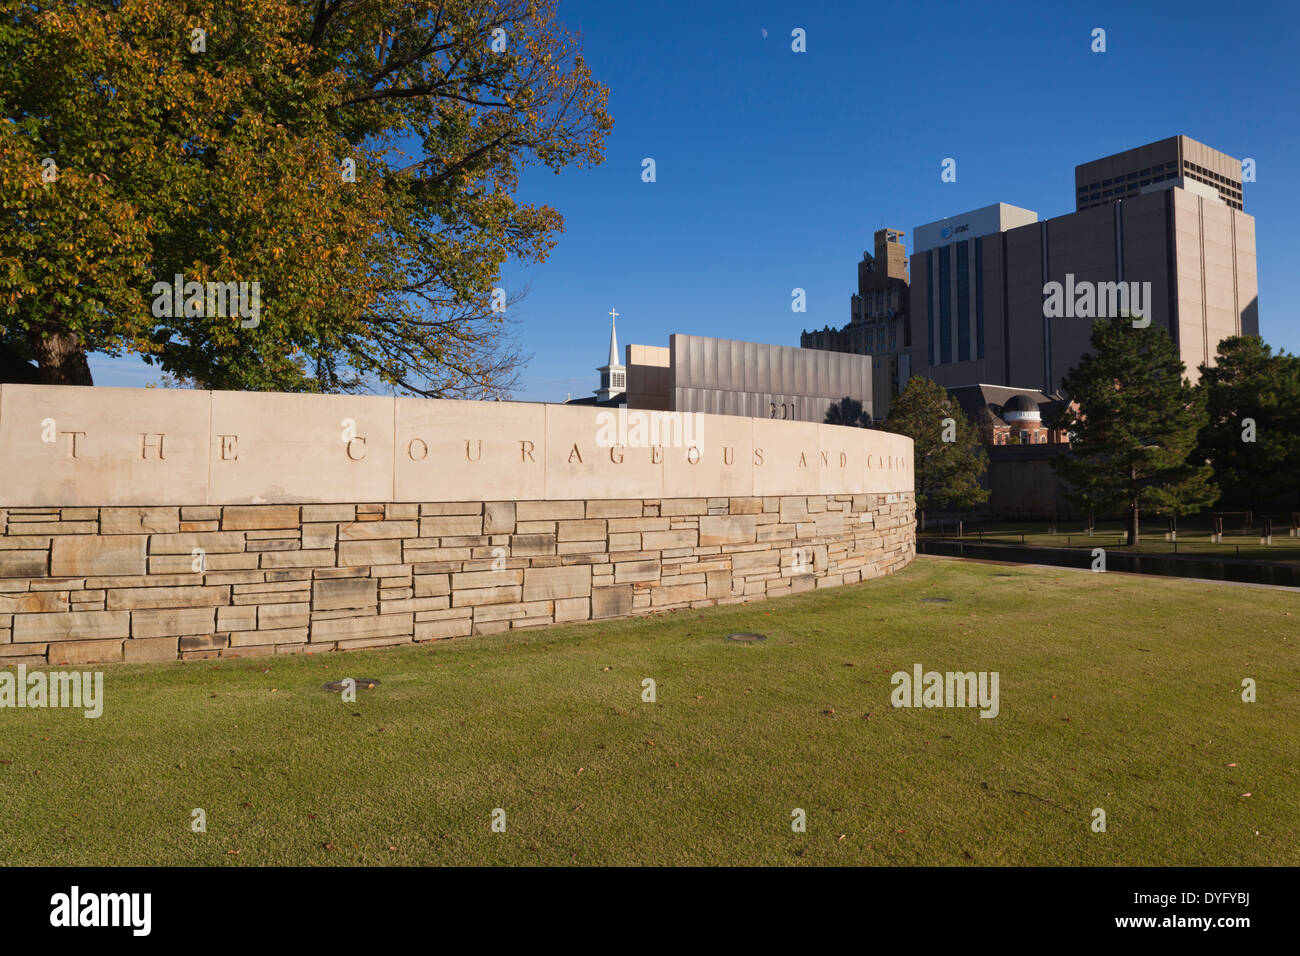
[
  {"left": 884, "top": 377, "right": 988, "bottom": 530},
  {"left": 1053, "top": 319, "right": 1216, "bottom": 545}
]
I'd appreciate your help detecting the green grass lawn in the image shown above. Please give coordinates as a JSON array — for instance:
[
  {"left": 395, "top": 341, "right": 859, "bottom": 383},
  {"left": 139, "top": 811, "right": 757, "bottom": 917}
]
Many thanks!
[
  {"left": 924, "top": 520, "right": 1300, "bottom": 563},
  {"left": 1, "top": 556, "right": 1296, "bottom": 866}
]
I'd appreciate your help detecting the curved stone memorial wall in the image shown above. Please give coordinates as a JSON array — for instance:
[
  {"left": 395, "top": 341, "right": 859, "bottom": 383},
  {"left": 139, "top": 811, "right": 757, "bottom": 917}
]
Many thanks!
[{"left": 0, "top": 385, "right": 915, "bottom": 664}]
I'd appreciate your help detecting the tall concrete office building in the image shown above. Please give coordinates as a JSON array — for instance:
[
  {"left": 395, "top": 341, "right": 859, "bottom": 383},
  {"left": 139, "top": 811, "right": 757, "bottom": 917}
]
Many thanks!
[
  {"left": 1075, "top": 135, "right": 1244, "bottom": 211},
  {"left": 911, "top": 136, "right": 1258, "bottom": 396},
  {"left": 801, "top": 227, "right": 912, "bottom": 418}
]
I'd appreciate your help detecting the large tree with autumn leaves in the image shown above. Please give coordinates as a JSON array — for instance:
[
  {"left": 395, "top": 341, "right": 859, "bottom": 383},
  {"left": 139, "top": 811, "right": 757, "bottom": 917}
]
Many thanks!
[{"left": 0, "top": 0, "right": 611, "bottom": 393}]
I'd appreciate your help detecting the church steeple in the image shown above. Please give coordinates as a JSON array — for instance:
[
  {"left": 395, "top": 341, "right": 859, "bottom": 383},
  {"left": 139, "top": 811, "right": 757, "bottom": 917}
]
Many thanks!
[{"left": 595, "top": 307, "right": 626, "bottom": 403}]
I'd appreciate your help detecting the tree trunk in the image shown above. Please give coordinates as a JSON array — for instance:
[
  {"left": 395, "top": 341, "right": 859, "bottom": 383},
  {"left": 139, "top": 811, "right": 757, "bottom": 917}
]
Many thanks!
[
  {"left": 28, "top": 328, "right": 94, "bottom": 386},
  {"left": 1127, "top": 464, "right": 1139, "bottom": 546},
  {"left": 919, "top": 509, "right": 926, "bottom": 533}
]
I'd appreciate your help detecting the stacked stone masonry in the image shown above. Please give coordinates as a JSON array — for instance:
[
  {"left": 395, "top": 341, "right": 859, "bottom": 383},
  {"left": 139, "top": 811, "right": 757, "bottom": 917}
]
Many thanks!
[{"left": 0, "top": 494, "right": 915, "bottom": 665}]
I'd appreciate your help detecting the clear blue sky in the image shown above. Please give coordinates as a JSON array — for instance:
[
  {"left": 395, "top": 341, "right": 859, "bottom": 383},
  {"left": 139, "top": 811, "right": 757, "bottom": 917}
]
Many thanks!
[{"left": 91, "top": 0, "right": 1300, "bottom": 397}]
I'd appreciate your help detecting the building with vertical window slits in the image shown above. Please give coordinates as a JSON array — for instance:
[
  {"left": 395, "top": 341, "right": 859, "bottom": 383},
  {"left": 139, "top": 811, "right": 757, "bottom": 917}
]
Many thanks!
[{"left": 909, "top": 136, "right": 1257, "bottom": 398}]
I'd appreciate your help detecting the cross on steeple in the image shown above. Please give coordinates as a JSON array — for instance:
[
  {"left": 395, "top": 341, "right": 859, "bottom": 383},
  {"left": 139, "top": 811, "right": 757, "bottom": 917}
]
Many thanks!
[{"left": 595, "top": 306, "right": 625, "bottom": 402}]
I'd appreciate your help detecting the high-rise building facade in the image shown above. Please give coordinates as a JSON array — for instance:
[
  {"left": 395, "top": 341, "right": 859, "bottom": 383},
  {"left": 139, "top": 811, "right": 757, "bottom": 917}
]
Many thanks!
[
  {"left": 1074, "top": 134, "right": 1244, "bottom": 211},
  {"left": 801, "top": 228, "right": 911, "bottom": 418},
  {"left": 910, "top": 136, "right": 1257, "bottom": 396}
]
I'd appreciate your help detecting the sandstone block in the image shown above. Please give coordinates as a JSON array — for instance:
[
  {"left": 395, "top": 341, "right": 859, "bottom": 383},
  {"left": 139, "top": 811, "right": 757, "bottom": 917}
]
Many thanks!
[
  {"left": 0, "top": 591, "right": 66, "bottom": 613},
  {"left": 584, "top": 500, "right": 643, "bottom": 519},
  {"left": 474, "top": 600, "right": 552, "bottom": 623},
  {"left": 123, "top": 637, "right": 179, "bottom": 662},
  {"left": 659, "top": 498, "right": 708, "bottom": 516},
  {"left": 413, "top": 574, "right": 450, "bottom": 598},
  {"left": 706, "top": 570, "right": 731, "bottom": 598},
  {"left": 101, "top": 508, "right": 180, "bottom": 534},
  {"left": 339, "top": 520, "right": 418, "bottom": 540},
  {"left": 516, "top": 500, "right": 584, "bottom": 521},
  {"left": 608, "top": 532, "right": 641, "bottom": 551},
  {"left": 311, "top": 613, "right": 413, "bottom": 641},
  {"left": 106, "top": 585, "right": 229, "bottom": 610},
  {"left": 313, "top": 577, "right": 377, "bottom": 610},
  {"left": 0, "top": 551, "right": 48, "bottom": 578},
  {"left": 483, "top": 502, "right": 516, "bottom": 535},
  {"left": 698, "top": 515, "right": 757, "bottom": 546},
  {"left": 642, "top": 530, "right": 697, "bottom": 551},
  {"left": 231, "top": 626, "right": 308, "bottom": 646},
  {"left": 652, "top": 582, "right": 707, "bottom": 605},
  {"left": 419, "top": 515, "right": 484, "bottom": 538},
  {"left": 48, "top": 639, "right": 123, "bottom": 665},
  {"left": 554, "top": 597, "right": 590, "bottom": 622},
  {"left": 415, "top": 618, "right": 473, "bottom": 640},
  {"left": 132, "top": 606, "right": 216, "bottom": 638},
  {"left": 337, "top": 540, "right": 401, "bottom": 566},
  {"left": 50, "top": 536, "right": 146, "bottom": 576},
  {"left": 179, "top": 634, "right": 228, "bottom": 651},
  {"left": 259, "top": 603, "right": 310, "bottom": 629},
  {"left": 419, "top": 503, "right": 482, "bottom": 516},
  {"left": 509, "top": 533, "right": 556, "bottom": 557},
  {"left": 301, "top": 505, "right": 357, "bottom": 522},
  {"left": 614, "top": 560, "right": 660, "bottom": 584},
  {"left": 591, "top": 585, "right": 633, "bottom": 619},
  {"left": 148, "top": 531, "right": 246, "bottom": 554},
  {"left": 452, "top": 569, "right": 523, "bottom": 590},
  {"left": 522, "top": 565, "right": 591, "bottom": 601},
  {"left": 14, "top": 610, "right": 131, "bottom": 642},
  {"left": 453, "top": 585, "right": 523, "bottom": 607},
  {"left": 222, "top": 505, "right": 300, "bottom": 530},
  {"left": 217, "top": 605, "right": 258, "bottom": 631}
]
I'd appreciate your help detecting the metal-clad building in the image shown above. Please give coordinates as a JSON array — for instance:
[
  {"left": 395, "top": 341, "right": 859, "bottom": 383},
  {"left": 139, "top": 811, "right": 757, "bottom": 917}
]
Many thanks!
[{"left": 668, "top": 333, "right": 873, "bottom": 423}]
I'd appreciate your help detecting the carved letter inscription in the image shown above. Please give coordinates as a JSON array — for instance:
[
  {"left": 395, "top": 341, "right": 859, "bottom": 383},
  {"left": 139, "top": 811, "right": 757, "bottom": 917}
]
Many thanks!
[{"left": 61, "top": 431, "right": 86, "bottom": 459}]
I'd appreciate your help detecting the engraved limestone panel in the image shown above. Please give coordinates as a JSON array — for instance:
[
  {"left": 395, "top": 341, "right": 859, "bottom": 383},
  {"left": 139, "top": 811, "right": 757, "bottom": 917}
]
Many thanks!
[
  {"left": 209, "top": 391, "right": 394, "bottom": 504},
  {"left": 0, "top": 384, "right": 209, "bottom": 506},
  {"left": 395, "top": 398, "right": 545, "bottom": 502}
]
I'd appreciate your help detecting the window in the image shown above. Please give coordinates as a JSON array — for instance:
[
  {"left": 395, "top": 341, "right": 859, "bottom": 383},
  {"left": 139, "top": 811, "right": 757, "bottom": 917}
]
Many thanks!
[
  {"left": 1020, "top": 430, "right": 1029, "bottom": 445},
  {"left": 956, "top": 242, "right": 970, "bottom": 362},
  {"left": 975, "top": 236, "right": 985, "bottom": 360},
  {"left": 938, "top": 246, "right": 952, "bottom": 365}
]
